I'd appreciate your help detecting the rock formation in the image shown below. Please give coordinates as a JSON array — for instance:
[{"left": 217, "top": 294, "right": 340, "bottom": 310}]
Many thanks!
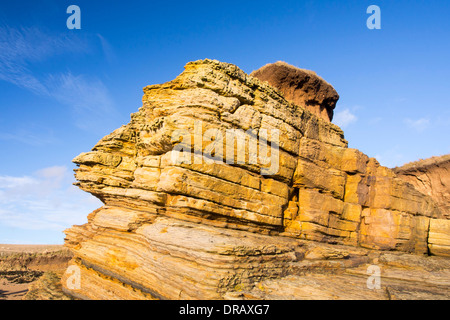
[
  {"left": 250, "top": 61, "right": 339, "bottom": 121},
  {"left": 62, "top": 59, "right": 450, "bottom": 300},
  {"left": 394, "top": 155, "right": 450, "bottom": 219}
]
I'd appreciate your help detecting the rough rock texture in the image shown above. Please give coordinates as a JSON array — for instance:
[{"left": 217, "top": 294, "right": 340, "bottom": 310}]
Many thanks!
[
  {"left": 394, "top": 155, "right": 450, "bottom": 218},
  {"left": 394, "top": 155, "right": 450, "bottom": 257},
  {"left": 62, "top": 59, "right": 449, "bottom": 300},
  {"left": 250, "top": 61, "right": 339, "bottom": 122},
  {"left": 23, "top": 272, "right": 73, "bottom": 300},
  {"left": 0, "top": 246, "right": 72, "bottom": 300}
]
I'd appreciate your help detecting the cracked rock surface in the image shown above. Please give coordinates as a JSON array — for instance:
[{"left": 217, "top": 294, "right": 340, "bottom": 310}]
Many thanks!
[{"left": 62, "top": 60, "right": 449, "bottom": 300}]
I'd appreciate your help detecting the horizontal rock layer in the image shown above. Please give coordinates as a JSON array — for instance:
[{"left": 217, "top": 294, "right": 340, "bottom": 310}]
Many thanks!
[
  {"left": 394, "top": 154, "right": 450, "bottom": 218},
  {"left": 63, "top": 59, "right": 449, "bottom": 299}
]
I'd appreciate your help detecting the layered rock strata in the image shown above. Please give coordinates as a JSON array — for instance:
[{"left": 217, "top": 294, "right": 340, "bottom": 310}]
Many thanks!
[
  {"left": 394, "top": 155, "right": 450, "bottom": 218},
  {"left": 62, "top": 59, "right": 449, "bottom": 300}
]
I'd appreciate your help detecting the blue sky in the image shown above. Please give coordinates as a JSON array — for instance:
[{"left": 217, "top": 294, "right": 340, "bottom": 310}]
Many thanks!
[{"left": 0, "top": 0, "right": 449, "bottom": 244}]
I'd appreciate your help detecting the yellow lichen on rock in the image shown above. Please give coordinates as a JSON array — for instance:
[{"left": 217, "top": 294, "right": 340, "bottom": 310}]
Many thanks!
[{"left": 62, "top": 59, "right": 449, "bottom": 300}]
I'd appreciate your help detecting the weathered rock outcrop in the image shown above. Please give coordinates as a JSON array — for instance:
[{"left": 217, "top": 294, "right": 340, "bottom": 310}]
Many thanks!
[
  {"left": 250, "top": 61, "right": 339, "bottom": 122},
  {"left": 394, "top": 155, "right": 450, "bottom": 258},
  {"left": 62, "top": 59, "right": 449, "bottom": 300},
  {"left": 394, "top": 155, "right": 450, "bottom": 218}
]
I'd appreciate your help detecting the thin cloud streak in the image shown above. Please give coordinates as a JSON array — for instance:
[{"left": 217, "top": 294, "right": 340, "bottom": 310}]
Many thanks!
[
  {"left": 404, "top": 117, "right": 430, "bottom": 132},
  {"left": 333, "top": 108, "right": 357, "bottom": 128},
  {"left": 0, "top": 25, "right": 117, "bottom": 132},
  {"left": 0, "top": 25, "right": 86, "bottom": 95},
  {"left": 0, "top": 166, "right": 101, "bottom": 233},
  {"left": 45, "top": 72, "right": 118, "bottom": 131},
  {"left": 0, "top": 125, "right": 58, "bottom": 146},
  {"left": 97, "top": 34, "right": 117, "bottom": 64}
]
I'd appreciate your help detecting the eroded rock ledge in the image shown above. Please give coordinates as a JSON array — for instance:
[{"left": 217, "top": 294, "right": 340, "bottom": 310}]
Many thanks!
[
  {"left": 394, "top": 154, "right": 450, "bottom": 219},
  {"left": 250, "top": 61, "right": 339, "bottom": 122},
  {"left": 62, "top": 59, "right": 449, "bottom": 300}
]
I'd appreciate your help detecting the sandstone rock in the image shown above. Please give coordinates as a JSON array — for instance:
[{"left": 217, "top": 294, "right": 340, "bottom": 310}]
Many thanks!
[
  {"left": 250, "top": 61, "right": 339, "bottom": 122},
  {"left": 24, "top": 272, "right": 73, "bottom": 300},
  {"left": 394, "top": 154, "right": 450, "bottom": 218},
  {"left": 227, "top": 249, "right": 450, "bottom": 300},
  {"left": 62, "top": 59, "right": 449, "bottom": 300},
  {"left": 428, "top": 219, "right": 450, "bottom": 257}
]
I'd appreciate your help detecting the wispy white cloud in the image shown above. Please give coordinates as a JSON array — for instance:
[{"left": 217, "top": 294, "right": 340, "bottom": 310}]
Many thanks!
[
  {"left": 97, "top": 34, "right": 117, "bottom": 64},
  {"left": 0, "top": 166, "right": 101, "bottom": 233},
  {"left": 374, "top": 153, "right": 405, "bottom": 168},
  {"left": 333, "top": 108, "right": 358, "bottom": 128},
  {"left": 0, "top": 25, "right": 117, "bottom": 132},
  {"left": 0, "top": 26, "right": 86, "bottom": 95},
  {"left": 45, "top": 72, "right": 118, "bottom": 131},
  {"left": 0, "top": 176, "right": 37, "bottom": 189},
  {"left": 0, "top": 26, "right": 87, "bottom": 61},
  {"left": 394, "top": 97, "right": 407, "bottom": 103},
  {"left": 368, "top": 116, "right": 383, "bottom": 125},
  {"left": 0, "top": 124, "right": 58, "bottom": 146},
  {"left": 404, "top": 117, "right": 430, "bottom": 132}
]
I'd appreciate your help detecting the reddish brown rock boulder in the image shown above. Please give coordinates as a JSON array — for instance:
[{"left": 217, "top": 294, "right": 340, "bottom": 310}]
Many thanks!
[{"left": 250, "top": 61, "right": 339, "bottom": 122}]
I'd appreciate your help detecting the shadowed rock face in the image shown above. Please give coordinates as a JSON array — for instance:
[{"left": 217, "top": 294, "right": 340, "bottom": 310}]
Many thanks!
[
  {"left": 62, "top": 59, "right": 449, "bottom": 300},
  {"left": 394, "top": 155, "right": 450, "bottom": 219},
  {"left": 250, "top": 61, "right": 339, "bottom": 122}
]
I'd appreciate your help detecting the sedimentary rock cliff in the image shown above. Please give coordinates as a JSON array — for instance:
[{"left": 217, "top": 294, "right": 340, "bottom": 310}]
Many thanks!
[
  {"left": 62, "top": 59, "right": 450, "bottom": 300},
  {"left": 394, "top": 155, "right": 450, "bottom": 219}
]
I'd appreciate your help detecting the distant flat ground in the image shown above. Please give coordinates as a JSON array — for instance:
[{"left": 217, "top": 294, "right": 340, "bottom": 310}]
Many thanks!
[
  {"left": 0, "top": 244, "right": 64, "bottom": 254},
  {"left": 0, "top": 244, "right": 67, "bottom": 300},
  {"left": 0, "top": 279, "right": 30, "bottom": 300}
]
